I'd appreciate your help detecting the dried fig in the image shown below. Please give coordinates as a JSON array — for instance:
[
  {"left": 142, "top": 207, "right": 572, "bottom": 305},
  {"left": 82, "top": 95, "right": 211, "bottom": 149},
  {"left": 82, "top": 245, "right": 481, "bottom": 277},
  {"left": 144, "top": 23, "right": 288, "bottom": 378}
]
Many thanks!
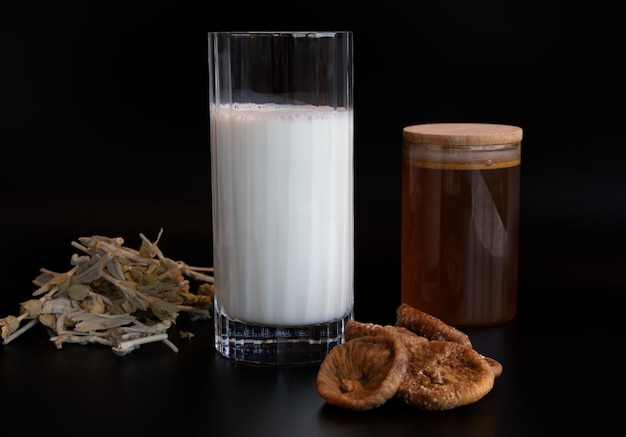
[
  {"left": 395, "top": 340, "right": 495, "bottom": 410},
  {"left": 482, "top": 355, "right": 503, "bottom": 378},
  {"left": 316, "top": 335, "right": 409, "bottom": 411},
  {"left": 396, "top": 303, "right": 472, "bottom": 347},
  {"left": 318, "top": 306, "right": 503, "bottom": 411},
  {"left": 345, "top": 320, "right": 428, "bottom": 349}
]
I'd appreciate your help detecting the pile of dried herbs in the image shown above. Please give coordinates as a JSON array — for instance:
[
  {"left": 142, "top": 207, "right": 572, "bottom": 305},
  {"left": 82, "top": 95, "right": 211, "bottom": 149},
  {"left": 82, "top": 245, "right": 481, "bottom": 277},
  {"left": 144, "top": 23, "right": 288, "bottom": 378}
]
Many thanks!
[{"left": 0, "top": 228, "right": 214, "bottom": 355}]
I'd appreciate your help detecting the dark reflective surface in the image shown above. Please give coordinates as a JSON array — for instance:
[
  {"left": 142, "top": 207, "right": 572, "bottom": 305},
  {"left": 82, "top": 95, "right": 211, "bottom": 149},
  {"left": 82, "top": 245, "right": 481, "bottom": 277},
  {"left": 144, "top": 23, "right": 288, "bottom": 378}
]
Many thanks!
[{"left": 1, "top": 235, "right": 623, "bottom": 436}]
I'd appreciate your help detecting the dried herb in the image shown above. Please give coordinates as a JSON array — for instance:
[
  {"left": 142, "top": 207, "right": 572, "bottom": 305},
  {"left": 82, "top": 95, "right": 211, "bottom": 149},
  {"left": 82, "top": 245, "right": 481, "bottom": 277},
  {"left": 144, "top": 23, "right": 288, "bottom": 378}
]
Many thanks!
[{"left": 0, "top": 228, "right": 214, "bottom": 355}]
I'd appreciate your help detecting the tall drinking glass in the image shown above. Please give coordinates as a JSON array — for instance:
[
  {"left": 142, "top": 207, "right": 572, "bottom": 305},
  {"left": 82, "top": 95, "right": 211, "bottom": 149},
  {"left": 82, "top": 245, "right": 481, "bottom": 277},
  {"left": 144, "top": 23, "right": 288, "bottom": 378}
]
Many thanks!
[{"left": 208, "top": 31, "right": 354, "bottom": 365}]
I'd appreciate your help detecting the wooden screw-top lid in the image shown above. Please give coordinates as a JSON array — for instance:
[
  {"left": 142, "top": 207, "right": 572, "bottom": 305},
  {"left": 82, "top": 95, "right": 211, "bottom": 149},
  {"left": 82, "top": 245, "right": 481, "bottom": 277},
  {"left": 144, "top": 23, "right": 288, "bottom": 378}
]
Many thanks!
[{"left": 403, "top": 123, "right": 523, "bottom": 146}]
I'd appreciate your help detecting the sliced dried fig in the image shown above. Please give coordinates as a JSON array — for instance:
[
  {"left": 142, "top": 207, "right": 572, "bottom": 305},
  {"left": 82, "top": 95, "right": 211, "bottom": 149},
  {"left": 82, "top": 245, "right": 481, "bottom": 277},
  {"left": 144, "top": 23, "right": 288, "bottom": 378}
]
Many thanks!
[
  {"left": 316, "top": 335, "right": 409, "bottom": 411},
  {"left": 396, "top": 303, "right": 472, "bottom": 347},
  {"left": 396, "top": 340, "right": 495, "bottom": 410}
]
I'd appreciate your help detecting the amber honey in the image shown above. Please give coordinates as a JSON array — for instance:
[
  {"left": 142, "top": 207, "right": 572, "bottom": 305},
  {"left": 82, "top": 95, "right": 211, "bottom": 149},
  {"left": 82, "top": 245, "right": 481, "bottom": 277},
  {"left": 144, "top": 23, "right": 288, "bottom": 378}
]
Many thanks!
[{"left": 401, "top": 123, "right": 522, "bottom": 327}]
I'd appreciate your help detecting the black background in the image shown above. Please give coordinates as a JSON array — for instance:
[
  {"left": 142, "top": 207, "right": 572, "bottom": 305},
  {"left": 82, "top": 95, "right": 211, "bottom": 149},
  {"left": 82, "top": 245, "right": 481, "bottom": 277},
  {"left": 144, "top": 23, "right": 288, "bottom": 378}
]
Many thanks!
[
  {"left": 1, "top": 1, "right": 624, "bottom": 320},
  {"left": 1, "top": 1, "right": 625, "bottom": 435},
  {"left": 0, "top": 1, "right": 626, "bottom": 321},
  {"left": 2, "top": 0, "right": 624, "bottom": 322}
]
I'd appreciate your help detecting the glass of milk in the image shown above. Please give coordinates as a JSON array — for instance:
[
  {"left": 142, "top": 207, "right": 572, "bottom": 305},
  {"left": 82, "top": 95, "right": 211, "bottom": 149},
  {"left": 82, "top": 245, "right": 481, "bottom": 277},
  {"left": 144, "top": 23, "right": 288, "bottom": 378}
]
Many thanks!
[{"left": 208, "top": 31, "right": 354, "bottom": 365}]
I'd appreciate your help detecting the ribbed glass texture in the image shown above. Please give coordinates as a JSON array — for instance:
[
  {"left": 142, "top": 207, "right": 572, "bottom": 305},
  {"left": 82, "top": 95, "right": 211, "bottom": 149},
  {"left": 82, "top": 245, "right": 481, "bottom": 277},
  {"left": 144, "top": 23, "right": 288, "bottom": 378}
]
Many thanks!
[{"left": 208, "top": 31, "right": 354, "bottom": 365}]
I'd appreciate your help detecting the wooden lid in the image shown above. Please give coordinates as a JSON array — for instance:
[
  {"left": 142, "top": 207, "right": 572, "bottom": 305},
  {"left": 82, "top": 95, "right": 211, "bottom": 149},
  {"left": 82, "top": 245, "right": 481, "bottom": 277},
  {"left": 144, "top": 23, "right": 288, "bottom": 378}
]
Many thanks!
[{"left": 403, "top": 123, "right": 523, "bottom": 146}]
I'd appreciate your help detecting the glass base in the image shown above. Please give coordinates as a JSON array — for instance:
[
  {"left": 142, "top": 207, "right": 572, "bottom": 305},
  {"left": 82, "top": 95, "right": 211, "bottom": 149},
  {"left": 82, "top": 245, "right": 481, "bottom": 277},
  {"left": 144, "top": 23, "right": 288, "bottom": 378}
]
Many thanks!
[{"left": 214, "top": 309, "right": 353, "bottom": 366}]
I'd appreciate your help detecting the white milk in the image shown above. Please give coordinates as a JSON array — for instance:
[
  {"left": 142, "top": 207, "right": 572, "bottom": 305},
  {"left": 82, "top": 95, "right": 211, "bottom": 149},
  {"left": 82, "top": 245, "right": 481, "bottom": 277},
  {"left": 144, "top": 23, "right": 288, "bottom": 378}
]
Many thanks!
[{"left": 210, "top": 103, "right": 354, "bottom": 326}]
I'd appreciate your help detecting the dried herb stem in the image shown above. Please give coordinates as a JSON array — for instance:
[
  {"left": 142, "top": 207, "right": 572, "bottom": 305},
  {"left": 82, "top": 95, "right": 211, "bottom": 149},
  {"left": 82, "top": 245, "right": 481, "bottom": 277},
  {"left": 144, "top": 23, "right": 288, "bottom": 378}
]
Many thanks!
[{"left": 3, "top": 318, "right": 39, "bottom": 345}]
